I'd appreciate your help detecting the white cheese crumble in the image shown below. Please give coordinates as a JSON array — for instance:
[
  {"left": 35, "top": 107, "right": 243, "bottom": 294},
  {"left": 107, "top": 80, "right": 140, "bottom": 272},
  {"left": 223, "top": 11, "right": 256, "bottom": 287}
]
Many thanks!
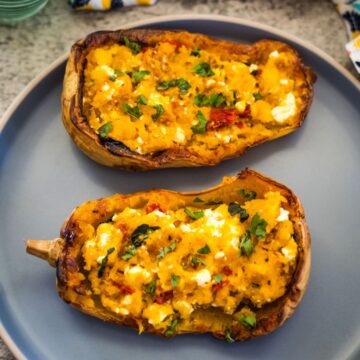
[
  {"left": 100, "top": 65, "right": 114, "bottom": 75},
  {"left": 269, "top": 50, "right": 280, "bottom": 58},
  {"left": 122, "top": 295, "right": 132, "bottom": 305},
  {"left": 102, "top": 83, "right": 110, "bottom": 91},
  {"left": 249, "top": 64, "right": 258, "bottom": 73},
  {"left": 271, "top": 93, "right": 296, "bottom": 123},
  {"left": 206, "top": 79, "right": 216, "bottom": 87},
  {"left": 125, "top": 266, "right": 151, "bottom": 279},
  {"left": 175, "top": 127, "right": 185, "bottom": 143},
  {"left": 180, "top": 224, "right": 192, "bottom": 233},
  {"left": 115, "top": 307, "right": 129, "bottom": 315},
  {"left": 136, "top": 137, "right": 144, "bottom": 144},
  {"left": 277, "top": 207, "right": 289, "bottom": 222},
  {"left": 230, "top": 237, "right": 239, "bottom": 249},
  {"left": 214, "top": 251, "right": 225, "bottom": 259},
  {"left": 281, "top": 247, "right": 296, "bottom": 260},
  {"left": 235, "top": 101, "right": 246, "bottom": 112},
  {"left": 99, "top": 232, "right": 110, "bottom": 247},
  {"left": 153, "top": 210, "right": 165, "bottom": 217},
  {"left": 280, "top": 79, "right": 289, "bottom": 85},
  {"left": 193, "top": 269, "right": 211, "bottom": 286}
]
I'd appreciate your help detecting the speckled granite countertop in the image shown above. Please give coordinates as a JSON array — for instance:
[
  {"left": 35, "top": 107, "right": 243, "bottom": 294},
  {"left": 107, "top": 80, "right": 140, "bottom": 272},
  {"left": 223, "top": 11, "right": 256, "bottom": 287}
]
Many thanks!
[{"left": 0, "top": 0, "right": 355, "bottom": 358}]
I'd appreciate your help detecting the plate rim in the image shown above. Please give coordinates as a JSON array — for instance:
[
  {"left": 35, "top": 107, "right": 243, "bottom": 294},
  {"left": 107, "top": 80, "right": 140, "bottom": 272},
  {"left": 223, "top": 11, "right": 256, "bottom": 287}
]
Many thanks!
[{"left": 0, "top": 14, "right": 359, "bottom": 360}]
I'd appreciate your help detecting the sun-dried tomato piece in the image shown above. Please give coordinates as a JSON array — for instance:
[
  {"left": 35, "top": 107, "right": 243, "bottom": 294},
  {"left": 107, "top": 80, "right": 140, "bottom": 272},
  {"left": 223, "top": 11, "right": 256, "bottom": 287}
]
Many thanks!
[
  {"left": 155, "top": 290, "right": 174, "bottom": 304},
  {"left": 116, "top": 223, "right": 128, "bottom": 236},
  {"left": 207, "top": 108, "right": 238, "bottom": 130},
  {"left": 238, "top": 104, "right": 251, "bottom": 119},
  {"left": 212, "top": 279, "right": 230, "bottom": 293},
  {"left": 222, "top": 266, "right": 233, "bottom": 276},
  {"left": 145, "top": 203, "right": 165, "bottom": 214},
  {"left": 113, "top": 282, "right": 135, "bottom": 295}
]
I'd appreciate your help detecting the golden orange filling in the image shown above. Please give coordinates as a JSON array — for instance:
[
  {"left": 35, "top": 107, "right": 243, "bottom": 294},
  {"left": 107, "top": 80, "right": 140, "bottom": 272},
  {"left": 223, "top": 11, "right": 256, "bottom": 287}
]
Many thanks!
[
  {"left": 82, "top": 37, "right": 303, "bottom": 157},
  {"left": 77, "top": 190, "right": 298, "bottom": 334}
]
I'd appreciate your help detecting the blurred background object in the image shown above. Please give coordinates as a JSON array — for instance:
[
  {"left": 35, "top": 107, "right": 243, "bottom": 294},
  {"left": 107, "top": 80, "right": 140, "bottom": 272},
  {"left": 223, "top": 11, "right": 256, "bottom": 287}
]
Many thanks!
[
  {"left": 0, "top": 0, "right": 49, "bottom": 23},
  {"left": 69, "top": 0, "right": 158, "bottom": 11}
]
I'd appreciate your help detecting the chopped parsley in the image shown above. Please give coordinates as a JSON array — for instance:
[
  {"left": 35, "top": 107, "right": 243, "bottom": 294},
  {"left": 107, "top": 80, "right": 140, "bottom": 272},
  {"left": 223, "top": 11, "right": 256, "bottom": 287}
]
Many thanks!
[
  {"left": 191, "top": 111, "right": 207, "bottom": 134},
  {"left": 190, "top": 48, "right": 201, "bottom": 57},
  {"left": 156, "top": 78, "right": 191, "bottom": 94},
  {"left": 213, "top": 274, "right": 223, "bottom": 284},
  {"left": 224, "top": 328, "right": 235, "bottom": 343},
  {"left": 191, "top": 256, "right": 207, "bottom": 266},
  {"left": 137, "top": 95, "right": 147, "bottom": 105},
  {"left": 131, "top": 224, "right": 160, "bottom": 247},
  {"left": 132, "top": 70, "right": 150, "bottom": 82},
  {"left": 248, "top": 213, "right": 267, "bottom": 240},
  {"left": 164, "top": 318, "right": 178, "bottom": 336},
  {"left": 151, "top": 104, "right": 164, "bottom": 121},
  {"left": 171, "top": 273, "right": 180, "bottom": 288},
  {"left": 98, "top": 121, "right": 113, "bottom": 139},
  {"left": 194, "top": 94, "right": 210, "bottom": 107},
  {"left": 239, "top": 314, "right": 256, "bottom": 329},
  {"left": 253, "top": 92, "right": 263, "bottom": 101},
  {"left": 193, "top": 62, "right": 215, "bottom": 77},
  {"left": 124, "top": 37, "right": 141, "bottom": 54},
  {"left": 109, "top": 69, "right": 122, "bottom": 81},
  {"left": 97, "top": 247, "right": 115, "bottom": 277},
  {"left": 194, "top": 197, "right": 204, "bottom": 203},
  {"left": 239, "top": 233, "right": 253, "bottom": 257},
  {"left": 239, "top": 189, "right": 257, "bottom": 200},
  {"left": 205, "top": 200, "right": 223, "bottom": 206},
  {"left": 194, "top": 93, "right": 227, "bottom": 108},
  {"left": 122, "top": 103, "right": 143, "bottom": 119},
  {"left": 197, "top": 244, "right": 211, "bottom": 254},
  {"left": 184, "top": 207, "right": 204, "bottom": 220},
  {"left": 146, "top": 279, "right": 156, "bottom": 295},
  {"left": 158, "top": 241, "right": 177, "bottom": 259},
  {"left": 228, "top": 202, "right": 249, "bottom": 222},
  {"left": 121, "top": 245, "right": 137, "bottom": 261}
]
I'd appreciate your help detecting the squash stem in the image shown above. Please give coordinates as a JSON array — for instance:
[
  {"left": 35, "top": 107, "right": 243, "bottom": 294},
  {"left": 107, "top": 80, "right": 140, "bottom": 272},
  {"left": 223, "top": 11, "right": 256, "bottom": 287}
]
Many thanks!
[{"left": 26, "top": 238, "right": 64, "bottom": 267}]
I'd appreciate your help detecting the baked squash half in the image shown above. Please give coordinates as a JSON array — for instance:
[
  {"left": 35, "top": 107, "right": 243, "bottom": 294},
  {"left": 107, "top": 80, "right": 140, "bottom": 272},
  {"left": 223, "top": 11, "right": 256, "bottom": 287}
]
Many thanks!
[
  {"left": 27, "top": 169, "right": 310, "bottom": 341},
  {"left": 62, "top": 29, "right": 315, "bottom": 171}
]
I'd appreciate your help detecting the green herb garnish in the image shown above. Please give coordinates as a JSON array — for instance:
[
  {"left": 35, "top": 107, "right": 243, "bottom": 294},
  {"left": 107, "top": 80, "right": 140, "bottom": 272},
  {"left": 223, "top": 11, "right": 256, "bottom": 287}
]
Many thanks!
[
  {"left": 124, "top": 37, "right": 141, "bottom": 54},
  {"left": 239, "top": 233, "right": 253, "bottom": 257},
  {"left": 164, "top": 318, "right": 178, "bottom": 336},
  {"left": 98, "top": 121, "right": 113, "bottom": 139},
  {"left": 156, "top": 78, "right": 191, "bottom": 94},
  {"left": 197, "top": 244, "right": 211, "bottom": 254},
  {"left": 121, "top": 245, "right": 137, "bottom": 261},
  {"left": 213, "top": 274, "right": 223, "bottom": 284},
  {"left": 191, "top": 111, "right": 207, "bottom": 134},
  {"left": 131, "top": 224, "right": 160, "bottom": 247},
  {"left": 184, "top": 207, "right": 204, "bottom": 220},
  {"left": 109, "top": 69, "right": 122, "bottom": 81},
  {"left": 98, "top": 247, "right": 115, "bottom": 277},
  {"left": 171, "top": 273, "right": 180, "bottom": 288},
  {"left": 193, "top": 62, "right": 215, "bottom": 77},
  {"left": 137, "top": 95, "right": 147, "bottom": 105},
  {"left": 146, "top": 279, "right": 156, "bottom": 295},
  {"left": 194, "top": 94, "right": 210, "bottom": 107},
  {"left": 205, "top": 200, "right": 223, "bottom": 206},
  {"left": 132, "top": 70, "right": 150, "bottom": 82},
  {"left": 239, "top": 314, "right": 256, "bottom": 329},
  {"left": 191, "top": 48, "right": 201, "bottom": 57},
  {"left": 248, "top": 213, "right": 267, "bottom": 240},
  {"left": 209, "top": 93, "right": 227, "bottom": 108},
  {"left": 228, "top": 202, "right": 249, "bottom": 222},
  {"left": 253, "top": 92, "right": 263, "bottom": 101},
  {"left": 151, "top": 104, "right": 164, "bottom": 121},
  {"left": 122, "top": 103, "right": 143, "bottom": 119},
  {"left": 224, "top": 328, "right": 235, "bottom": 343},
  {"left": 239, "top": 189, "right": 257, "bottom": 200},
  {"left": 158, "top": 241, "right": 177, "bottom": 259},
  {"left": 194, "top": 197, "right": 204, "bottom": 203},
  {"left": 191, "top": 256, "right": 207, "bottom": 266}
]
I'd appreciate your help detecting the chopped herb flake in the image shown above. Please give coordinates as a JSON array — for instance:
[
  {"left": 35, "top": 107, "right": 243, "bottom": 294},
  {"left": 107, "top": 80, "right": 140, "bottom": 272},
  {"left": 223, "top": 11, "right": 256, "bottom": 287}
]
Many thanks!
[
  {"left": 124, "top": 37, "right": 141, "bottom": 54},
  {"left": 121, "top": 245, "right": 137, "bottom": 261},
  {"left": 191, "top": 256, "right": 207, "bottom": 266},
  {"left": 98, "top": 121, "right": 113, "bottom": 139},
  {"left": 137, "top": 95, "right": 147, "bottom": 105},
  {"left": 239, "top": 189, "right": 257, "bottom": 200},
  {"left": 156, "top": 78, "right": 191, "bottom": 94},
  {"left": 158, "top": 241, "right": 177, "bottom": 259},
  {"left": 239, "top": 233, "right": 253, "bottom": 257},
  {"left": 224, "top": 328, "right": 235, "bottom": 343},
  {"left": 164, "top": 318, "right": 178, "bottom": 336},
  {"left": 184, "top": 207, "right": 204, "bottom": 220},
  {"left": 253, "top": 92, "right": 263, "bottom": 101},
  {"left": 191, "top": 111, "right": 207, "bottom": 134},
  {"left": 209, "top": 93, "right": 227, "bottom": 108},
  {"left": 193, "top": 62, "right": 215, "bottom": 77},
  {"left": 171, "top": 273, "right": 180, "bottom": 288},
  {"left": 194, "top": 94, "right": 210, "bottom": 107},
  {"left": 191, "top": 48, "right": 201, "bottom": 57},
  {"left": 122, "top": 103, "right": 143, "bottom": 119},
  {"left": 248, "top": 214, "right": 267, "bottom": 240},
  {"left": 228, "top": 202, "right": 249, "bottom": 222},
  {"left": 239, "top": 314, "right": 256, "bottom": 329},
  {"left": 131, "top": 224, "right": 160, "bottom": 247},
  {"left": 151, "top": 104, "right": 164, "bottom": 121},
  {"left": 98, "top": 247, "right": 115, "bottom": 278},
  {"left": 109, "top": 69, "right": 122, "bottom": 81},
  {"left": 197, "top": 244, "right": 211, "bottom": 254},
  {"left": 146, "top": 279, "right": 156, "bottom": 295},
  {"left": 132, "top": 70, "right": 150, "bottom": 82},
  {"left": 205, "top": 200, "right": 223, "bottom": 206},
  {"left": 194, "top": 197, "right": 204, "bottom": 203},
  {"left": 213, "top": 274, "right": 223, "bottom": 283}
]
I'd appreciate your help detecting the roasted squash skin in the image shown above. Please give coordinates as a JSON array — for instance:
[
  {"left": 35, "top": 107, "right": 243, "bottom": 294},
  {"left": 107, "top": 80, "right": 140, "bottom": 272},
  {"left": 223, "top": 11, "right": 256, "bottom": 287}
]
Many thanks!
[
  {"left": 62, "top": 29, "right": 316, "bottom": 171},
  {"left": 28, "top": 169, "right": 310, "bottom": 341}
]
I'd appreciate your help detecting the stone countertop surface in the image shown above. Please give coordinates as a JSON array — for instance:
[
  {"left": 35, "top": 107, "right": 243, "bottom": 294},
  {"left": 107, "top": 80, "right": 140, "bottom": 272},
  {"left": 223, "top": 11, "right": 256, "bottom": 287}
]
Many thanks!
[{"left": 0, "top": 0, "right": 356, "bottom": 358}]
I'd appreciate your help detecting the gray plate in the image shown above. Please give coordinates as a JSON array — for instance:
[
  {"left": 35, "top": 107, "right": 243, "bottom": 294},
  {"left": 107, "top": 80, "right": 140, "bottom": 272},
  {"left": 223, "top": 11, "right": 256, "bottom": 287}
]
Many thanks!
[{"left": 0, "top": 15, "right": 359, "bottom": 360}]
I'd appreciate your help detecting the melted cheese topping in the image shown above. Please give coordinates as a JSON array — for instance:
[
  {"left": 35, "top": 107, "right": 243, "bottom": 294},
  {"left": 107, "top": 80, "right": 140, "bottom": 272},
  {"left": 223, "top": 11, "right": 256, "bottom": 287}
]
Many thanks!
[
  {"left": 81, "top": 191, "right": 298, "bottom": 332},
  {"left": 83, "top": 38, "right": 302, "bottom": 157}
]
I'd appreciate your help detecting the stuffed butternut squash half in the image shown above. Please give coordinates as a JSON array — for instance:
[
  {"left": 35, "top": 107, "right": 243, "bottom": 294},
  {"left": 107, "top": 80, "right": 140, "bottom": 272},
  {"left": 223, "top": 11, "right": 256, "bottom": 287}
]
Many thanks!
[
  {"left": 27, "top": 169, "right": 310, "bottom": 341},
  {"left": 62, "top": 29, "right": 315, "bottom": 170}
]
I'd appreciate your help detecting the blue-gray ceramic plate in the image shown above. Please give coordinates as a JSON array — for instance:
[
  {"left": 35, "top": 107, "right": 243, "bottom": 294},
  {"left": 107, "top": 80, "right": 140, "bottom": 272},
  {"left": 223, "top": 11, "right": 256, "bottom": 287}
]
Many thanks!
[{"left": 0, "top": 15, "right": 359, "bottom": 360}]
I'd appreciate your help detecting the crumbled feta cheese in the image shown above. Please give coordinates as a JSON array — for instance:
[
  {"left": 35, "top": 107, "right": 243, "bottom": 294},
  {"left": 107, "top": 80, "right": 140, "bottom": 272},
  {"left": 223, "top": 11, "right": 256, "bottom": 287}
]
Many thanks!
[
  {"left": 102, "top": 83, "right": 110, "bottom": 91},
  {"left": 206, "top": 79, "right": 216, "bottom": 87},
  {"left": 125, "top": 266, "right": 151, "bottom": 279},
  {"left": 160, "top": 126, "right": 167, "bottom": 135},
  {"left": 122, "top": 295, "right": 132, "bottom": 305},
  {"left": 235, "top": 101, "right": 246, "bottom": 112},
  {"left": 136, "top": 137, "right": 144, "bottom": 144},
  {"left": 223, "top": 135, "right": 232, "bottom": 144},
  {"left": 269, "top": 50, "right": 280, "bottom": 58},
  {"left": 277, "top": 208, "right": 289, "bottom": 222},
  {"left": 193, "top": 269, "right": 211, "bottom": 286},
  {"left": 214, "top": 251, "right": 225, "bottom": 259},
  {"left": 180, "top": 224, "right": 192, "bottom": 233},
  {"left": 281, "top": 247, "right": 296, "bottom": 260},
  {"left": 100, "top": 65, "right": 114, "bottom": 75},
  {"left": 230, "top": 237, "right": 239, "bottom": 249},
  {"left": 280, "top": 79, "right": 289, "bottom": 85},
  {"left": 115, "top": 307, "right": 129, "bottom": 315},
  {"left": 249, "top": 64, "right": 258, "bottom": 73},
  {"left": 99, "top": 232, "right": 110, "bottom": 247},
  {"left": 175, "top": 127, "right": 185, "bottom": 143},
  {"left": 153, "top": 210, "right": 165, "bottom": 217},
  {"left": 271, "top": 93, "right": 296, "bottom": 123},
  {"left": 85, "top": 240, "right": 96, "bottom": 248}
]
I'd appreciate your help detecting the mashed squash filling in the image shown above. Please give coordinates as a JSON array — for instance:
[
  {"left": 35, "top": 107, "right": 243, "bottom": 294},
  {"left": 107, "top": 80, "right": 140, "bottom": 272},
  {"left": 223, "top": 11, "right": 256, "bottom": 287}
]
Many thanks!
[
  {"left": 82, "top": 38, "right": 301, "bottom": 157},
  {"left": 81, "top": 191, "right": 298, "bottom": 333}
]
